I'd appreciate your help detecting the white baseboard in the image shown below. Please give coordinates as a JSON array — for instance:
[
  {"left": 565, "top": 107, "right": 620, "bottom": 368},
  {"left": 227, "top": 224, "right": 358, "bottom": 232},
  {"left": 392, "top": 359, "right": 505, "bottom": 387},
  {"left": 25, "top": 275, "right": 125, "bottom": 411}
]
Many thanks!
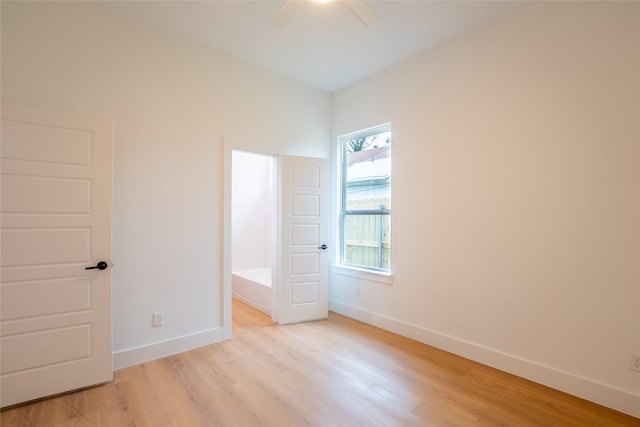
[
  {"left": 112, "top": 327, "right": 225, "bottom": 370},
  {"left": 232, "top": 291, "right": 272, "bottom": 316},
  {"left": 329, "top": 300, "right": 640, "bottom": 419}
]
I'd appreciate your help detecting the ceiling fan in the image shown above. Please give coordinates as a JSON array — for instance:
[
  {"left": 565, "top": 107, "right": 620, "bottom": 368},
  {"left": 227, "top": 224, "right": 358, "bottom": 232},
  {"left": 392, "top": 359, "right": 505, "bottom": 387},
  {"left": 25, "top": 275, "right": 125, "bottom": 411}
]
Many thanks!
[{"left": 272, "top": 0, "right": 378, "bottom": 28}]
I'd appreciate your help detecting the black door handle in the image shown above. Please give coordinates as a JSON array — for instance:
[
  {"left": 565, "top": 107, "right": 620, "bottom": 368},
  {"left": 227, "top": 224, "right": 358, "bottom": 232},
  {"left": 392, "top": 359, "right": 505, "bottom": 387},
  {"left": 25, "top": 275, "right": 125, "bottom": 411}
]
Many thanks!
[
  {"left": 318, "top": 244, "right": 328, "bottom": 250},
  {"left": 85, "top": 261, "right": 108, "bottom": 271}
]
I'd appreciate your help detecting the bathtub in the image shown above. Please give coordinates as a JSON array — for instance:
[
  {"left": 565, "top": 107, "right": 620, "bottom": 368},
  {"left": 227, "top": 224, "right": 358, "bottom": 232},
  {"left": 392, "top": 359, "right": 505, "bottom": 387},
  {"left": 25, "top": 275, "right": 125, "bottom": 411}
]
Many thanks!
[{"left": 232, "top": 268, "right": 272, "bottom": 315}]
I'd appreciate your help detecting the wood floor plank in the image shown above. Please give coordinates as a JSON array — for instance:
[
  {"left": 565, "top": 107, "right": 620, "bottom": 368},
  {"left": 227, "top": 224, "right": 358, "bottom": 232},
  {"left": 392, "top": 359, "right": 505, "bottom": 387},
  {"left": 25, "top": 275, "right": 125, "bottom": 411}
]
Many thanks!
[
  {"left": 2, "top": 299, "right": 639, "bottom": 426},
  {"left": 53, "top": 411, "right": 101, "bottom": 427}
]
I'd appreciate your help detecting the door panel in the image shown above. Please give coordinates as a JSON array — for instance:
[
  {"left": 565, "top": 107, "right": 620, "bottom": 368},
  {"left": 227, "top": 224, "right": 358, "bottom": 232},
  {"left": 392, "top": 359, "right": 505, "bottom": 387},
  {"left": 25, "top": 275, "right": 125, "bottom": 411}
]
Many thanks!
[
  {"left": 291, "top": 194, "right": 320, "bottom": 216},
  {"left": 278, "top": 156, "right": 328, "bottom": 324},
  {"left": 290, "top": 281, "right": 319, "bottom": 304},
  {"left": 1, "top": 119, "right": 92, "bottom": 164},
  {"left": 291, "top": 253, "right": 319, "bottom": 275},
  {"left": 1, "top": 278, "right": 91, "bottom": 320},
  {"left": 2, "top": 175, "right": 91, "bottom": 213},
  {"left": 0, "top": 105, "right": 113, "bottom": 407},
  {"left": 2, "top": 326, "right": 91, "bottom": 373},
  {"left": 290, "top": 224, "right": 319, "bottom": 246},
  {"left": 2, "top": 228, "right": 91, "bottom": 266}
]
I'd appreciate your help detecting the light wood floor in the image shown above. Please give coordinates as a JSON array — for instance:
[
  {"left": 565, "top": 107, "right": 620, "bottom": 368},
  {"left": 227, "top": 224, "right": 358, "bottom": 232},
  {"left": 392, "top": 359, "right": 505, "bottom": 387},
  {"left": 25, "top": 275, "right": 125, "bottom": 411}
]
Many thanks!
[{"left": 2, "top": 299, "right": 639, "bottom": 426}]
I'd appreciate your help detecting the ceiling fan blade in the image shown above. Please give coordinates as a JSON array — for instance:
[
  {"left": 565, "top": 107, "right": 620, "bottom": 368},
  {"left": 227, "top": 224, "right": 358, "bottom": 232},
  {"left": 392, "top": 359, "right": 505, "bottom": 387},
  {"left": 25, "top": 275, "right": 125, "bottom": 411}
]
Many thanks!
[
  {"left": 344, "top": 0, "right": 378, "bottom": 27},
  {"left": 272, "top": 0, "right": 301, "bottom": 28}
]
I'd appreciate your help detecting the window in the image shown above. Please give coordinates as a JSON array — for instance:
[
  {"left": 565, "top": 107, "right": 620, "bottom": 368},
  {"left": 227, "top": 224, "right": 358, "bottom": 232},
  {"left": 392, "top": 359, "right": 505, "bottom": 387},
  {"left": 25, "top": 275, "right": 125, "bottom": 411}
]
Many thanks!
[{"left": 339, "top": 124, "right": 391, "bottom": 272}]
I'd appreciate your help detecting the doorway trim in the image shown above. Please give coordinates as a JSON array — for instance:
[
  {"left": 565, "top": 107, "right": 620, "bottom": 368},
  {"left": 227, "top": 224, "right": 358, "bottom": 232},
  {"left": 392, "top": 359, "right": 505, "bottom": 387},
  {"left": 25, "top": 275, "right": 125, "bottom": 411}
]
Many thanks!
[{"left": 222, "top": 140, "right": 232, "bottom": 339}]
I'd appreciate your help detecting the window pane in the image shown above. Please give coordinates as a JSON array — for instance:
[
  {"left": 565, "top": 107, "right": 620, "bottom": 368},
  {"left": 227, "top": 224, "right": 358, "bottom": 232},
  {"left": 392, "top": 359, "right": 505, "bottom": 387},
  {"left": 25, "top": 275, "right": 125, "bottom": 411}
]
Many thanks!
[
  {"left": 343, "top": 214, "right": 390, "bottom": 270},
  {"left": 340, "top": 125, "right": 391, "bottom": 273},
  {"left": 345, "top": 130, "right": 391, "bottom": 211}
]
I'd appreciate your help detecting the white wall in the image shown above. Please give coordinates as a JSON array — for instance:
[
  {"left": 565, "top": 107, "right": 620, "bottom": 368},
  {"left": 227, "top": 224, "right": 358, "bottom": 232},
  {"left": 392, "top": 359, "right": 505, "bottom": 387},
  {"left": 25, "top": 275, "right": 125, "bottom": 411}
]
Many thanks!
[
  {"left": 330, "top": 2, "right": 640, "bottom": 417},
  {"left": 231, "top": 151, "right": 275, "bottom": 272},
  {"left": 1, "top": 2, "right": 330, "bottom": 366}
]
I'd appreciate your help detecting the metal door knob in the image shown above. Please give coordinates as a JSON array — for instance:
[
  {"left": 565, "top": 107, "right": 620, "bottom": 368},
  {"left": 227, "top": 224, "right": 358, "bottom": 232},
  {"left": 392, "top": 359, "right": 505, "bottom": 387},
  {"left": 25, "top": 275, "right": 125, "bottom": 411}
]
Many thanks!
[
  {"left": 85, "top": 261, "right": 109, "bottom": 270},
  {"left": 318, "top": 244, "right": 328, "bottom": 250}
]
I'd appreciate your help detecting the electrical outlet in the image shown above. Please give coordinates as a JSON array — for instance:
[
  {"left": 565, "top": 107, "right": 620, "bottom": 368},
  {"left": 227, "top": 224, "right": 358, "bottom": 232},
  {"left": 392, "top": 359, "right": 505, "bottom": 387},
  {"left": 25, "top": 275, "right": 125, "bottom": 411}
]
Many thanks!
[
  {"left": 152, "top": 312, "right": 164, "bottom": 328},
  {"left": 631, "top": 352, "right": 640, "bottom": 373}
]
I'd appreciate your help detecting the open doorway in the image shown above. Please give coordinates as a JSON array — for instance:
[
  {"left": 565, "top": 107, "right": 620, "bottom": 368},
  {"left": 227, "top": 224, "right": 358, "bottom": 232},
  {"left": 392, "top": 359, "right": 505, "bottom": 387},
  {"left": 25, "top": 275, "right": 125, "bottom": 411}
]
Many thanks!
[
  {"left": 223, "top": 147, "right": 330, "bottom": 337},
  {"left": 230, "top": 150, "right": 278, "bottom": 319}
]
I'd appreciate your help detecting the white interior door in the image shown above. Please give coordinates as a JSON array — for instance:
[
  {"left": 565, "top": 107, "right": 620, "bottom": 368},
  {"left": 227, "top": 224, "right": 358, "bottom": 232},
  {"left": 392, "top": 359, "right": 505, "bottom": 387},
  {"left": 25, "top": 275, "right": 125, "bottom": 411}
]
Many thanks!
[
  {"left": 278, "top": 155, "right": 329, "bottom": 325},
  {"left": 0, "top": 105, "right": 113, "bottom": 407}
]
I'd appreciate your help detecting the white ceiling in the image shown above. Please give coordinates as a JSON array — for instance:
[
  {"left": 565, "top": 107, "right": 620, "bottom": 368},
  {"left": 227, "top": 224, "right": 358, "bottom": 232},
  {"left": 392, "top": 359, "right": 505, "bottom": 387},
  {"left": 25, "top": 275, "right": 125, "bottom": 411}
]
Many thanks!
[{"left": 103, "top": 1, "right": 520, "bottom": 93}]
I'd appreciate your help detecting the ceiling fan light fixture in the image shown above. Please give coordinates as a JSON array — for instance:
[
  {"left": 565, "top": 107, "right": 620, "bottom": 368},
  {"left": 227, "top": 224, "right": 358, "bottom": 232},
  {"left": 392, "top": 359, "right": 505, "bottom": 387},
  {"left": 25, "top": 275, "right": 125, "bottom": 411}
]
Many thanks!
[{"left": 272, "top": 0, "right": 377, "bottom": 28}]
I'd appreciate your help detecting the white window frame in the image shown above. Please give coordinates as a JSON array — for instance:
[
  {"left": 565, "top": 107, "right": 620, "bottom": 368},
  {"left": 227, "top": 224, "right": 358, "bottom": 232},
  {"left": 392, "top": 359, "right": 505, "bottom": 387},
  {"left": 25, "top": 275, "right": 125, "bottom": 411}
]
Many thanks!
[{"left": 336, "top": 123, "right": 392, "bottom": 283}]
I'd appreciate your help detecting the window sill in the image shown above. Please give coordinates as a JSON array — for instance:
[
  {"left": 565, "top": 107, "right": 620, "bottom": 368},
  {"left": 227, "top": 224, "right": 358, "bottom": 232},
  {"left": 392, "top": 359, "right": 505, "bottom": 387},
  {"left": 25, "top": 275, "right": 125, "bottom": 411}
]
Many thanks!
[{"left": 331, "top": 265, "right": 393, "bottom": 285}]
